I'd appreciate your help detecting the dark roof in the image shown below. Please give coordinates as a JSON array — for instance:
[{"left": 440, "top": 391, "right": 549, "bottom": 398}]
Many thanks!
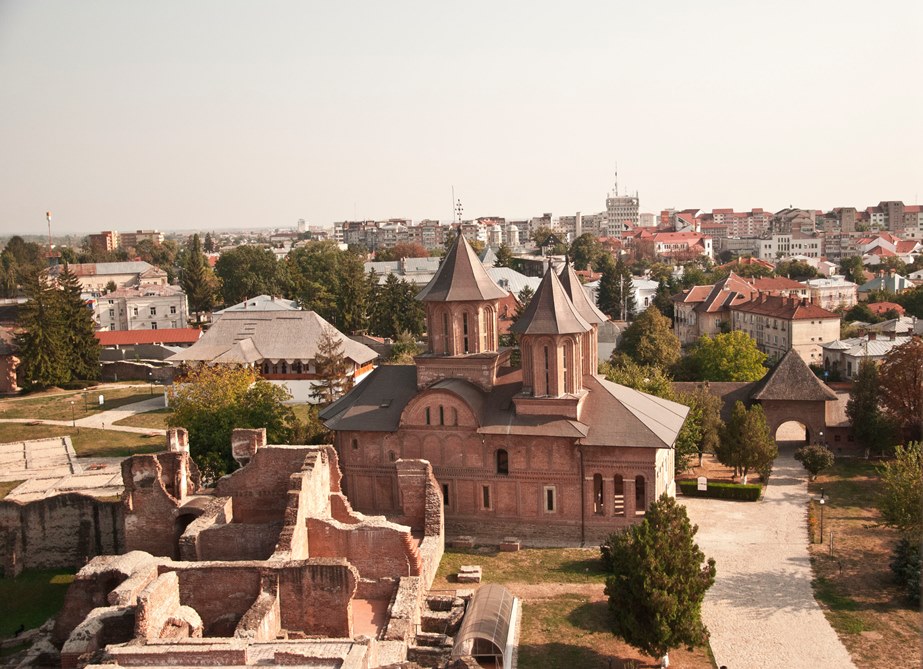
[
  {"left": 319, "top": 365, "right": 419, "bottom": 431},
  {"left": 510, "top": 267, "right": 591, "bottom": 336},
  {"left": 750, "top": 350, "right": 837, "bottom": 401},
  {"left": 416, "top": 234, "right": 507, "bottom": 302},
  {"left": 558, "top": 261, "right": 607, "bottom": 325},
  {"left": 581, "top": 376, "right": 688, "bottom": 448}
]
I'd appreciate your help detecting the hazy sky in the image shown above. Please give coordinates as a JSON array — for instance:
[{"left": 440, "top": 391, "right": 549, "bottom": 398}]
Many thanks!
[{"left": 1, "top": 1, "right": 921, "bottom": 235}]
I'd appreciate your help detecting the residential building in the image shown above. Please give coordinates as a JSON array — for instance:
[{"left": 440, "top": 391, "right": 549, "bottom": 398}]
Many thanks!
[
  {"left": 118, "top": 230, "right": 165, "bottom": 248},
  {"left": 606, "top": 192, "right": 639, "bottom": 237},
  {"left": 672, "top": 273, "right": 755, "bottom": 345},
  {"left": 167, "top": 311, "right": 377, "bottom": 403},
  {"left": 320, "top": 235, "right": 687, "bottom": 543},
  {"left": 54, "top": 261, "right": 167, "bottom": 293},
  {"left": 95, "top": 284, "right": 189, "bottom": 331},
  {"left": 87, "top": 231, "right": 120, "bottom": 253},
  {"left": 802, "top": 275, "right": 858, "bottom": 311},
  {"left": 858, "top": 271, "right": 915, "bottom": 299},
  {"left": 822, "top": 335, "right": 913, "bottom": 379},
  {"left": 730, "top": 295, "right": 840, "bottom": 365}
]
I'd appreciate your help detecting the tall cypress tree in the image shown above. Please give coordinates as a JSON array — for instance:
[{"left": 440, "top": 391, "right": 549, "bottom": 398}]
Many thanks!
[
  {"left": 17, "top": 271, "right": 68, "bottom": 389},
  {"left": 598, "top": 256, "right": 636, "bottom": 321},
  {"left": 181, "top": 234, "right": 219, "bottom": 323},
  {"left": 56, "top": 264, "right": 100, "bottom": 381}
]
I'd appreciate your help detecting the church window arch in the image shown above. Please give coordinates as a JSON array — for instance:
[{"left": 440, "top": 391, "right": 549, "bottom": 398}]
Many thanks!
[{"left": 496, "top": 449, "right": 509, "bottom": 475}]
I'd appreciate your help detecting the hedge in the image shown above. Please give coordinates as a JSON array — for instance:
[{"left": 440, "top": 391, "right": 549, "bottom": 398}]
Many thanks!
[{"left": 678, "top": 479, "right": 762, "bottom": 501}]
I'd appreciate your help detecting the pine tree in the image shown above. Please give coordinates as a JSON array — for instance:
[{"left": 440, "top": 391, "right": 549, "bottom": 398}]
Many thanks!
[
  {"left": 56, "top": 264, "right": 100, "bottom": 381},
  {"left": 311, "top": 327, "right": 352, "bottom": 405},
  {"left": 16, "top": 271, "right": 68, "bottom": 389},
  {"left": 180, "top": 234, "right": 219, "bottom": 323},
  {"left": 602, "top": 495, "right": 716, "bottom": 666},
  {"left": 597, "top": 256, "right": 636, "bottom": 320},
  {"left": 203, "top": 232, "right": 216, "bottom": 253}
]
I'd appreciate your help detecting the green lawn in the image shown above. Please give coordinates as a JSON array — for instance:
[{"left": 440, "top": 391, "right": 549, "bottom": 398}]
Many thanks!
[
  {"left": 0, "top": 570, "right": 75, "bottom": 639},
  {"left": 0, "top": 423, "right": 163, "bottom": 458},
  {"left": 433, "top": 547, "right": 607, "bottom": 589},
  {"left": 114, "top": 408, "right": 171, "bottom": 430},
  {"left": 0, "top": 387, "right": 159, "bottom": 422}
]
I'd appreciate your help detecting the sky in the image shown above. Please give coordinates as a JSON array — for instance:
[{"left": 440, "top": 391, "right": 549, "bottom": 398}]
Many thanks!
[{"left": 1, "top": 1, "right": 921, "bottom": 236}]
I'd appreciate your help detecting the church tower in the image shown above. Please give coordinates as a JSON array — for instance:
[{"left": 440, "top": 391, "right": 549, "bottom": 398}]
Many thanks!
[
  {"left": 510, "top": 265, "right": 592, "bottom": 419},
  {"left": 558, "top": 259, "right": 606, "bottom": 377},
  {"left": 414, "top": 233, "right": 510, "bottom": 391}
]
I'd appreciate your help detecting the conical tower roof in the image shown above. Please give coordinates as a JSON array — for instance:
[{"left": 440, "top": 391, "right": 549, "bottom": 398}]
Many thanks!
[
  {"left": 558, "top": 260, "right": 607, "bottom": 325},
  {"left": 416, "top": 233, "right": 507, "bottom": 302},
  {"left": 510, "top": 266, "right": 592, "bottom": 336}
]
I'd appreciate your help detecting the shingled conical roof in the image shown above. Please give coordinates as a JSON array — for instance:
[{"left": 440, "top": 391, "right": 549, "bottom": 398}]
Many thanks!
[
  {"left": 558, "top": 260, "right": 607, "bottom": 325},
  {"left": 510, "top": 266, "right": 592, "bottom": 336},
  {"left": 416, "top": 233, "right": 508, "bottom": 302},
  {"left": 750, "top": 349, "right": 837, "bottom": 401}
]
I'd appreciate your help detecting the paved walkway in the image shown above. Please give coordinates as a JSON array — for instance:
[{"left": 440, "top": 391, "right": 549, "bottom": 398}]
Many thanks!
[
  {"left": 682, "top": 445, "right": 857, "bottom": 669},
  {"left": 0, "top": 396, "right": 167, "bottom": 435}
]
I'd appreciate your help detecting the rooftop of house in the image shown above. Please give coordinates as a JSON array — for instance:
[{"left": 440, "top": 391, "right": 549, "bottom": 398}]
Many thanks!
[
  {"left": 96, "top": 328, "right": 203, "bottom": 347},
  {"left": 214, "top": 294, "right": 300, "bottom": 314},
  {"left": 731, "top": 294, "right": 840, "bottom": 320},
  {"left": 750, "top": 349, "right": 837, "bottom": 401}
]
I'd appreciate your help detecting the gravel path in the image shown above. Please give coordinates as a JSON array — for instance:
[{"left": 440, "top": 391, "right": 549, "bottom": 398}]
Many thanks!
[{"left": 682, "top": 446, "right": 857, "bottom": 669}]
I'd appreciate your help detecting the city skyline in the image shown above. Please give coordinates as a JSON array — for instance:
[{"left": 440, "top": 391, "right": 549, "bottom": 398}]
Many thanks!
[{"left": 1, "top": 1, "right": 921, "bottom": 235}]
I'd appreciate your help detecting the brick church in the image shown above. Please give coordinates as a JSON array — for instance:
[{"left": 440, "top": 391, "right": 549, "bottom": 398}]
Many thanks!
[{"left": 321, "top": 235, "right": 688, "bottom": 544}]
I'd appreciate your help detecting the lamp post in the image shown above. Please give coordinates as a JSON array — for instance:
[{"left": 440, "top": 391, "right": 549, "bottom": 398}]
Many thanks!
[
  {"left": 70, "top": 400, "right": 75, "bottom": 428},
  {"left": 149, "top": 371, "right": 154, "bottom": 396},
  {"left": 819, "top": 496, "right": 825, "bottom": 544},
  {"left": 819, "top": 430, "right": 824, "bottom": 446}
]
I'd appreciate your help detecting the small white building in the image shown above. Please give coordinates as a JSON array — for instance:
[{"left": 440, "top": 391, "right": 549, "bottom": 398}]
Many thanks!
[
  {"left": 801, "top": 275, "right": 858, "bottom": 312},
  {"left": 95, "top": 284, "right": 189, "bottom": 331}
]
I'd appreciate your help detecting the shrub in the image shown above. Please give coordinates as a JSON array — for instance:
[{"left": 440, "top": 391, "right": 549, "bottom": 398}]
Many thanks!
[
  {"left": 794, "top": 444, "right": 835, "bottom": 481},
  {"left": 678, "top": 479, "right": 762, "bottom": 501},
  {"left": 890, "top": 538, "right": 921, "bottom": 605}
]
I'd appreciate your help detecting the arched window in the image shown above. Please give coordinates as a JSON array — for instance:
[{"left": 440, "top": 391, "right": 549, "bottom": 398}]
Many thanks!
[
  {"left": 462, "top": 312, "right": 470, "bottom": 354},
  {"left": 593, "top": 474, "right": 603, "bottom": 515},
  {"left": 485, "top": 307, "right": 495, "bottom": 351},
  {"left": 542, "top": 345, "right": 551, "bottom": 396},
  {"left": 613, "top": 475, "right": 625, "bottom": 517},
  {"left": 295, "top": 361, "right": 303, "bottom": 374},
  {"left": 635, "top": 475, "right": 646, "bottom": 514},
  {"left": 496, "top": 449, "right": 509, "bottom": 475},
  {"left": 439, "top": 405, "right": 445, "bottom": 426},
  {"left": 281, "top": 361, "right": 287, "bottom": 374},
  {"left": 442, "top": 311, "right": 450, "bottom": 354},
  {"left": 425, "top": 407, "right": 431, "bottom": 425},
  {"left": 388, "top": 451, "right": 397, "bottom": 462}
]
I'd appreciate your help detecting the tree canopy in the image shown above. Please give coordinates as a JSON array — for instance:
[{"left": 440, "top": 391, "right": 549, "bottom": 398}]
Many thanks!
[
  {"left": 846, "top": 359, "right": 895, "bottom": 456},
  {"left": 310, "top": 326, "right": 354, "bottom": 405},
  {"left": 878, "top": 338, "right": 923, "bottom": 441},
  {"left": 716, "top": 401, "right": 777, "bottom": 481},
  {"left": 878, "top": 441, "right": 923, "bottom": 543},
  {"left": 568, "top": 233, "right": 606, "bottom": 271},
  {"left": 615, "top": 307, "right": 680, "bottom": 369},
  {"left": 602, "top": 495, "right": 716, "bottom": 663},
  {"left": 597, "top": 256, "right": 636, "bottom": 321},
  {"left": 215, "top": 245, "right": 282, "bottom": 306},
  {"left": 686, "top": 331, "right": 767, "bottom": 382},
  {"left": 180, "top": 234, "right": 220, "bottom": 323}
]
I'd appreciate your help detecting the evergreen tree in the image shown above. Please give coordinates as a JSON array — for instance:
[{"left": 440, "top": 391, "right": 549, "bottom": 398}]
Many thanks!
[
  {"left": 494, "top": 244, "right": 514, "bottom": 268},
  {"left": 56, "top": 264, "right": 100, "bottom": 381},
  {"left": 180, "top": 234, "right": 220, "bottom": 323},
  {"left": 846, "top": 359, "right": 894, "bottom": 456},
  {"left": 602, "top": 495, "right": 716, "bottom": 666},
  {"left": 0, "top": 250, "right": 18, "bottom": 298},
  {"left": 336, "top": 250, "right": 370, "bottom": 333},
  {"left": 597, "top": 256, "right": 636, "bottom": 320},
  {"left": 369, "top": 274, "right": 424, "bottom": 338},
  {"left": 651, "top": 278, "right": 675, "bottom": 319},
  {"left": 311, "top": 326, "right": 353, "bottom": 405},
  {"left": 16, "top": 271, "right": 68, "bottom": 389},
  {"left": 717, "top": 401, "right": 777, "bottom": 482},
  {"left": 203, "top": 232, "right": 216, "bottom": 253}
]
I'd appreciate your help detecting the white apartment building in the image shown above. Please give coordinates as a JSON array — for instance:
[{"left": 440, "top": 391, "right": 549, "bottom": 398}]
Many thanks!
[
  {"left": 802, "top": 276, "right": 858, "bottom": 311},
  {"left": 95, "top": 285, "right": 189, "bottom": 331}
]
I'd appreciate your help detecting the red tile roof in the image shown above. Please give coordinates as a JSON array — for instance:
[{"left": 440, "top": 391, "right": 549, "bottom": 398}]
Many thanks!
[
  {"left": 747, "top": 276, "right": 806, "bottom": 292},
  {"left": 96, "top": 328, "right": 202, "bottom": 347},
  {"left": 731, "top": 295, "right": 839, "bottom": 320},
  {"left": 867, "top": 302, "right": 905, "bottom": 316}
]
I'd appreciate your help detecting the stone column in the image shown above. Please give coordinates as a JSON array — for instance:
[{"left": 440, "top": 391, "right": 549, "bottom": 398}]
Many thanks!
[
  {"left": 623, "top": 478, "right": 636, "bottom": 518},
  {"left": 603, "top": 478, "right": 613, "bottom": 517}
]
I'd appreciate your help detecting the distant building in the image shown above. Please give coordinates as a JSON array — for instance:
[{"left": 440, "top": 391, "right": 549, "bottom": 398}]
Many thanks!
[
  {"left": 802, "top": 276, "right": 858, "bottom": 311},
  {"left": 822, "top": 335, "right": 913, "bottom": 379},
  {"left": 730, "top": 295, "right": 840, "bottom": 365},
  {"left": 95, "top": 284, "right": 189, "bottom": 331},
  {"left": 214, "top": 294, "right": 300, "bottom": 314},
  {"left": 54, "top": 261, "right": 167, "bottom": 294}
]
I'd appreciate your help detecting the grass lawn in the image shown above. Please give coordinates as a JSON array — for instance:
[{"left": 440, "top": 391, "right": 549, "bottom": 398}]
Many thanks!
[
  {"left": 114, "top": 407, "right": 171, "bottom": 430},
  {"left": 0, "top": 423, "right": 163, "bottom": 458},
  {"left": 0, "top": 387, "right": 157, "bottom": 422},
  {"left": 0, "top": 480, "right": 24, "bottom": 500},
  {"left": 0, "top": 569, "right": 75, "bottom": 639},
  {"left": 435, "top": 548, "right": 715, "bottom": 668},
  {"left": 807, "top": 458, "right": 921, "bottom": 669}
]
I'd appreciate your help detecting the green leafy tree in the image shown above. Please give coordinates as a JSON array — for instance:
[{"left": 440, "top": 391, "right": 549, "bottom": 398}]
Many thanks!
[
  {"left": 597, "top": 256, "right": 636, "bottom": 320},
  {"left": 679, "top": 384, "right": 724, "bottom": 466},
  {"left": 794, "top": 444, "right": 835, "bottom": 480},
  {"left": 774, "top": 260, "right": 818, "bottom": 280},
  {"left": 16, "top": 272, "right": 68, "bottom": 389},
  {"left": 568, "top": 233, "right": 605, "bottom": 271},
  {"left": 494, "top": 244, "right": 514, "bottom": 268},
  {"left": 717, "top": 401, "right": 778, "bottom": 482},
  {"left": 878, "top": 442, "right": 923, "bottom": 543},
  {"left": 845, "top": 359, "right": 894, "bottom": 456},
  {"left": 896, "top": 285, "right": 923, "bottom": 319},
  {"left": 180, "top": 234, "right": 220, "bottom": 323},
  {"left": 169, "top": 365, "right": 296, "bottom": 481},
  {"left": 616, "top": 307, "right": 680, "bottom": 369},
  {"left": 600, "top": 358, "right": 675, "bottom": 399},
  {"left": 878, "top": 338, "right": 923, "bottom": 441},
  {"left": 602, "top": 495, "right": 716, "bottom": 666},
  {"left": 55, "top": 264, "right": 100, "bottom": 381},
  {"left": 844, "top": 302, "right": 880, "bottom": 324},
  {"left": 390, "top": 330, "right": 421, "bottom": 364},
  {"left": 215, "top": 245, "right": 281, "bottom": 306},
  {"left": 203, "top": 232, "right": 216, "bottom": 253},
  {"left": 839, "top": 256, "right": 866, "bottom": 285},
  {"left": 686, "top": 331, "right": 767, "bottom": 382},
  {"left": 310, "top": 326, "right": 354, "bottom": 405}
]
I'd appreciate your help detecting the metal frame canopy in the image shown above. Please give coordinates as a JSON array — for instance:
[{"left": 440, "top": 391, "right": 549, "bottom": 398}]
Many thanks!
[{"left": 452, "top": 584, "right": 519, "bottom": 668}]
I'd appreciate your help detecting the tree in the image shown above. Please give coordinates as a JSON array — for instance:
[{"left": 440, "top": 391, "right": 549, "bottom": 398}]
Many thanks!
[
  {"left": 374, "top": 242, "right": 429, "bottom": 262},
  {"left": 494, "top": 244, "right": 514, "bottom": 268},
  {"left": 568, "top": 233, "right": 604, "bottom": 271},
  {"left": 878, "top": 338, "right": 923, "bottom": 441},
  {"left": 600, "top": 358, "right": 675, "bottom": 399},
  {"left": 311, "top": 327, "right": 354, "bottom": 405},
  {"left": 368, "top": 273, "right": 425, "bottom": 338},
  {"left": 679, "top": 384, "right": 724, "bottom": 467},
  {"left": 844, "top": 302, "right": 880, "bottom": 324},
  {"left": 686, "top": 332, "right": 767, "bottom": 382},
  {"left": 616, "top": 307, "right": 680, "bottom": 369},
  {"left": 180, "top": 234, "right": 220, "bottom": 323},
  {"left": 794, "top": 444, "right": 835, "bottom": 480},
  {"left": 55, "top": 264, "right": 100, "bottom": 381},
  {"left": 215, "top": 245, "right": 281, "bottom": 306},
  {"left": 878, "top": 442, "right": 923, "bottom": 543},
  {"left": 169, "top": 365, "right": 296, "bottom": 482},
  {"left": 839, "top": 256, "right": 866, "bottom": 285},
  {"left": 717, "top": 401, "right": 777, "bottom": 482},
  {"left": 390, "top": 330, "right": 421, "bottom": 364},
  {"left": 203, "top": 232, "right": 216, "bottom": 253},
  {"left": 602, "top": 495, "right": 716, "bottom": 666},
  {"left": 16, "top": 271, "right": 68, "bottom": 389},
  {"left": 651, "top": 278, "right": 676, "bottom": 319},
  {"left": 846, "top": 359, "right": 894, "bottom": 456},
  {"left": 597, "top": 256, "right": 636, "bottom": 321},
  {"left": 774, "top": 260, "right": 818, "bottom": 280},
  {"left": 896, "top": 285, "right": 923, "bottom": 319}
]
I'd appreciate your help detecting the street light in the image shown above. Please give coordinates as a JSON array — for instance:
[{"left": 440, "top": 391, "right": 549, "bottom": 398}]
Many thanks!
[
  {"left": 149, "top": 371, "right": 154, "bottom": 396},
  {"left": 70, "top": 400, "right": 75, "bottom": 428},
  {"left": 819, "top": 496, "right": 825, "bottom": 544}
]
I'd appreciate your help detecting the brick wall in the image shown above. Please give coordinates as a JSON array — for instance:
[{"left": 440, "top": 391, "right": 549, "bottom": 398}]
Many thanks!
[
  {"left": 276, "top": 559, "right": 357, "bottom": 638},
  {"left": 0, "top": 493, "right": 123, "bottom": 574}
]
